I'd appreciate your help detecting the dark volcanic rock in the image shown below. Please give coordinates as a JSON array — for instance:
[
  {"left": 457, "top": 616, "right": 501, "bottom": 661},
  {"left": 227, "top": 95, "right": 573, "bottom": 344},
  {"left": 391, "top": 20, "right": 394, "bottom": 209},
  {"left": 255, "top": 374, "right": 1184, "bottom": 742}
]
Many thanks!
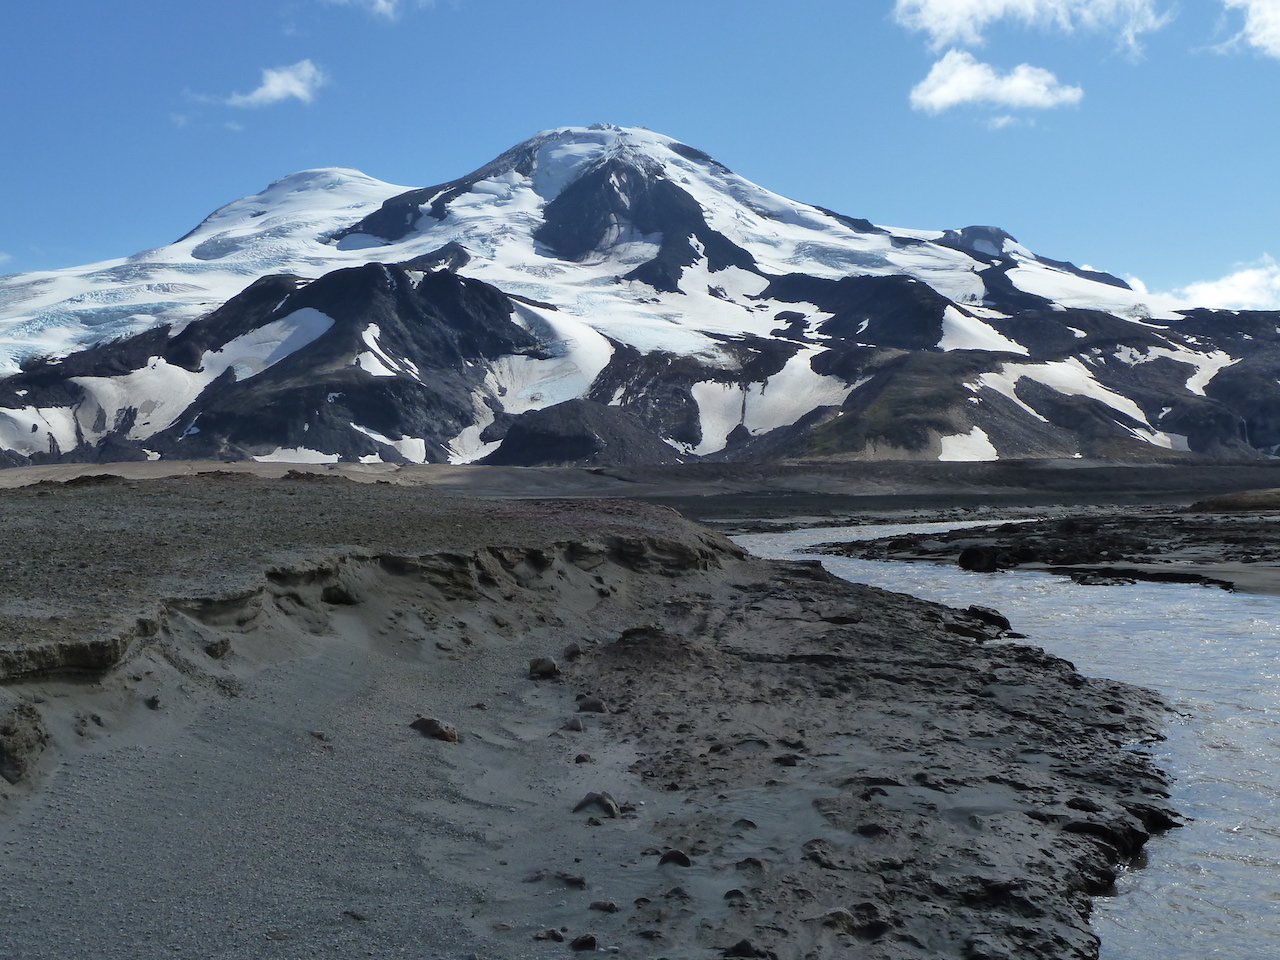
[
  {"left": 481, "top": 399, "right": 683, "bottom": 467},
  {"left": 0, "top": 700, "right": 48, "bottom": 784}
]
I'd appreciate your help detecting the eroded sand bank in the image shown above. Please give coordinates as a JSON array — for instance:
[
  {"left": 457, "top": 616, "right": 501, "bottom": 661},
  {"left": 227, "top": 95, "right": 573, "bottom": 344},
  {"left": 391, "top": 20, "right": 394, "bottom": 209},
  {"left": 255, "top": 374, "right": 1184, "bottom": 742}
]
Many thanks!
[{"left": 0, "top": 471, "right": 1175, "bottom": 959}]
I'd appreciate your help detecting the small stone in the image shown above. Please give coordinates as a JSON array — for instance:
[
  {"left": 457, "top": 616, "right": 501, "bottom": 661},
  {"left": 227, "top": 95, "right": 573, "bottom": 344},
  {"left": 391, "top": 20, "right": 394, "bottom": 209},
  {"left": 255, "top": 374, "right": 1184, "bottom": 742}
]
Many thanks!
[
  {"left": 144, "top": 695, "right": 161, "bottom": 711},
  {"left": 409, "top": 716, "right": 458, "bottom": 742},
  {"left": 659, "top": 848, "right": 692, "bottom": 867},
  {"left": 528, "top": 657, "right": 560, "bottom": 680},
  {"left": 563, "top": 641, "right": 584, "bottom": 661},
  {"left": 491, "top": 921, "right": 513, "bottom": 931},
  {"left": 589, "top": 900, "right": 619, "bottom": 913},
  {"left": 533, "top": 929, "right": 565, "bottom": 942},
  {"left": 574, "top": 753, "right": 594, "bottom": 763},
  {"left": 470, "top": 702, "right": 489, "bottom": 710},
  {"left": 310, "top": 730, "right": 331, "bottom": 742},
  {"left": 203, "top": 638, "right": 231, "bottom": 659},
  {"left": 569, "top": 934, "right": 597, "bottom": 951},
  {"left": 573, "top": 791, "right": 621, "bottom": 818},
  {"left": 968, "top": 604, "right": 1011, "bottom": 631},
  {"left": 342, "top": 910, "right": 369, "bottom": 922},
  {"left": 576, "top": 696, "right": 608, "bottom": 713},
  {"left": 557, "top": 872, "right": 588, "bottom": 889},
  {"left": 562, "top": 717, "right": 585, "bottom": 732}
]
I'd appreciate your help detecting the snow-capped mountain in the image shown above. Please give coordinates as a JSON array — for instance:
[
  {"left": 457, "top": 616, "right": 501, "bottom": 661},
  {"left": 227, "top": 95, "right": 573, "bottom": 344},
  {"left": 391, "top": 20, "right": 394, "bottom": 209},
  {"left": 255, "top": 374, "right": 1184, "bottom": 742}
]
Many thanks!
[{"left": 2, "top": 123, "right": 1278, "bottom": 467}]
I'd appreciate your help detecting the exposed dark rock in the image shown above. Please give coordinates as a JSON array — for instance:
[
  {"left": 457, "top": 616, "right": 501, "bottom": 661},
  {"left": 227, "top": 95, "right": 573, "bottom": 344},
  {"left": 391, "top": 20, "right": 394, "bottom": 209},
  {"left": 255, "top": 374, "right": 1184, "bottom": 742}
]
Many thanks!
[
  {"left": 409, "top": 716, "right": 458, "bottom": 742},
  {"left": 481, "top": 399, "right": 682, "bottom": 467},
  {"left": 0, "top": 700, "right": 48, "bottom": 784}
]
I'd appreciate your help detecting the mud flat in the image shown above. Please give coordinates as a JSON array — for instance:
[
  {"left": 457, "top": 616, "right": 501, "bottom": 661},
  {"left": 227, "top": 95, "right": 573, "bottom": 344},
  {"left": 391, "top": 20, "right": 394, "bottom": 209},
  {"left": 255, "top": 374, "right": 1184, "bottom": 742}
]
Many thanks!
[{"left": 0, "top": 470, "right": 1176, "bottom": 959}]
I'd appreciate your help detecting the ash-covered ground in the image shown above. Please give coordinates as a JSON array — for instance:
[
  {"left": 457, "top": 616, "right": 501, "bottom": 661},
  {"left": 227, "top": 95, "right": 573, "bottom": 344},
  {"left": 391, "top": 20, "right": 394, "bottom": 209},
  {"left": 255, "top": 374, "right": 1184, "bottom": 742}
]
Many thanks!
[{"left": 0, "top": 464, "right": 1209, "bottom": 958}]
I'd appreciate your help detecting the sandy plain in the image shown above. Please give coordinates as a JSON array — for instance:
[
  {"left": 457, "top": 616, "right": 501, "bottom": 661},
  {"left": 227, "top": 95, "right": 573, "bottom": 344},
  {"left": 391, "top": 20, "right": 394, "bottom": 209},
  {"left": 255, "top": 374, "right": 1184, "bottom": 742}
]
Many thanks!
[{"left": 4, "top": 459, "right": 1266, "bottom": 959}]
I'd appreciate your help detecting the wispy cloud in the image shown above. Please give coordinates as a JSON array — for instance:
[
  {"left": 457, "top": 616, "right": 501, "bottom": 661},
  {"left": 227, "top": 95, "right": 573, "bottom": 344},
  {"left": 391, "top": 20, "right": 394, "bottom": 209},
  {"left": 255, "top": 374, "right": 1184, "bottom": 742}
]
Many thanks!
[
  {"left": 321, "top": 0, "right": 434, "bottom": 19},
  {"left": 226, "top": 60, "right": 327, "bottom": 108},
  {"left": 911, "top": 49, "right": 1083, "bottom": 112},
  {"left": 1176, "top": 254, "right": 1280, "bottom": 310},
  {"left": 894, "top": 0, "right": 1170, "bottom": 52},
  {"left": 1221, "top": 0, "right": 1280, "bottom": 57},
  {"left": 0, "top": 252, "right": 12, "bottom": 266}
]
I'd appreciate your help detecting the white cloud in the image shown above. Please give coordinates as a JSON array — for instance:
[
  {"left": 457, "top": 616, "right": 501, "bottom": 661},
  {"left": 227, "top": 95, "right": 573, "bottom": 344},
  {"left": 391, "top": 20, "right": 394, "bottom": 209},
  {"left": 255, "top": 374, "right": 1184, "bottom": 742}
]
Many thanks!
[
  {"left": 0, "top": 252, "right": 12, "bottom": 266},
  {"left": 894, "top": 0, "right": 1169, "bottom": 51},
  {"left": 1221, "top": 0, "right": 1280, "bottom": 57},
  {"left": 321, "top": 0, "right": 433, "bottom": 18},
  {"left": 226, "top": 60, "right": 326, "bottom": 108},
  {"left": 1176, "top": 255, "right": 1280, "bottom": 310},
  {"left": 910, "top": 49, "right": 1083, "bottom": 112}
]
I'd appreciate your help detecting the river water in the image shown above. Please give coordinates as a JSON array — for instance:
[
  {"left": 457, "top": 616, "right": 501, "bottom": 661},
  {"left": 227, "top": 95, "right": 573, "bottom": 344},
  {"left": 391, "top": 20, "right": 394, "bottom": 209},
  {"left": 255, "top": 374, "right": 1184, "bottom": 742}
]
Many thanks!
[{"left": 735, "top": 522, "right": 1280, "bottom": 960}]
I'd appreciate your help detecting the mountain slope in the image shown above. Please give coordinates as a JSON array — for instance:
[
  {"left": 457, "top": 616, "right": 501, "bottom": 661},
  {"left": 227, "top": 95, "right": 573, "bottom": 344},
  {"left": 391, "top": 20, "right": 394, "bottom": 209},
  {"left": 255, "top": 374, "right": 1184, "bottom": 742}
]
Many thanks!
[{"left": 1, "top": 124, "right": 1276, "bottom": 466}]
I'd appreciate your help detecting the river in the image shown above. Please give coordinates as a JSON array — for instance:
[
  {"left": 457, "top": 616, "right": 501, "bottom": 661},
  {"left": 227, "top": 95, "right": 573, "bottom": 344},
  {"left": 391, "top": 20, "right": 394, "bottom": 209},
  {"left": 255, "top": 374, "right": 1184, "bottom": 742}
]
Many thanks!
[{"left": 735, "top": 522, "right": 1280, "bottom": 960}]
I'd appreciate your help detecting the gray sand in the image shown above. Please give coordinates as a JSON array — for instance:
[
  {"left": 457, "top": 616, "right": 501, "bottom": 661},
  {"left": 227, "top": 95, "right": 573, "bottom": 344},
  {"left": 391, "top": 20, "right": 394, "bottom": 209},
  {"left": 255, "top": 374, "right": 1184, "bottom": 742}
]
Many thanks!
[{"left": 1, "top": 468, "right": 1177, "bottom": 959}]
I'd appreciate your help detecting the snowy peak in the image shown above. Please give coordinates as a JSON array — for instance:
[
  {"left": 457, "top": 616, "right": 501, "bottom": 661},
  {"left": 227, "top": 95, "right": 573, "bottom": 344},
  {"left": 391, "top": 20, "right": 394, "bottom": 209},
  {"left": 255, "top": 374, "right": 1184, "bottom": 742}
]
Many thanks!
[{"left": 3, "top": 123, "right": 1280, "bottom": 469}]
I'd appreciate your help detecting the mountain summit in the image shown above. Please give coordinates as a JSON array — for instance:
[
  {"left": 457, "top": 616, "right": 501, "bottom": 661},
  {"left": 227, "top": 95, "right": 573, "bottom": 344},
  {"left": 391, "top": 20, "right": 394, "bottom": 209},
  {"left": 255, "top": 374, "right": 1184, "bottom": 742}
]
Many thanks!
[{"left": 1, "top": 124, "right": 1278, "bottom": 467}]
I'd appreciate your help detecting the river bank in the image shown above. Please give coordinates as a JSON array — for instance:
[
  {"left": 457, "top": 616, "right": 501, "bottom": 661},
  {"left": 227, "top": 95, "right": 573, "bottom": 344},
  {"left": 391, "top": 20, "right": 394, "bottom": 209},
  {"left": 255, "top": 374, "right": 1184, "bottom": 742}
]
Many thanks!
[
  {"left": 0, "top": 468, "right": 1176, "bottom": 960},
  {"left": 736, "top": 522, "right": 1280, "bottom": 960}
]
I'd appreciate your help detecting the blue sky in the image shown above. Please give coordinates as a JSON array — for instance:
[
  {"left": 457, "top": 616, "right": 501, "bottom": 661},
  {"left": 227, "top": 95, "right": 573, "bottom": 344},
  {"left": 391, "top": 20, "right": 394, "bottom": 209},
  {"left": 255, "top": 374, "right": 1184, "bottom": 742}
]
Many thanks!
[{"left": 2, "top": 0, "right": 1278, "bottom": 306}]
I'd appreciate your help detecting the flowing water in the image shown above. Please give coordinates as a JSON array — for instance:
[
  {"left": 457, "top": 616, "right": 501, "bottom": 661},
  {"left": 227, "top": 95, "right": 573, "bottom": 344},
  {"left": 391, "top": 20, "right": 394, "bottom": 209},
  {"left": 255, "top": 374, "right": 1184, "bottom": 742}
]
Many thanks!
[{"left": 735, "top": 523, "right": 1280, "bottom": 960}]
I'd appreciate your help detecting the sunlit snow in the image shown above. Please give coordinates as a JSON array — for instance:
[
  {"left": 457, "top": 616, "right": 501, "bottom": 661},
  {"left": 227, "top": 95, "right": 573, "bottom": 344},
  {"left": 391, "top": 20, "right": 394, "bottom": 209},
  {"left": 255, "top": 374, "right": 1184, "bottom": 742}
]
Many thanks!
[{"left": 939, "top": 425, "right": 998, "bottom": 461}]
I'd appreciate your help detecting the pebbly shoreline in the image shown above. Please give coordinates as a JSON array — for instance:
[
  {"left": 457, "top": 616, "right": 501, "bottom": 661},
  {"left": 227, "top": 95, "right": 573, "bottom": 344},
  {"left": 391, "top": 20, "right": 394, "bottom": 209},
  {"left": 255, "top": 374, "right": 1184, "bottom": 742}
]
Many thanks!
[{"left": 0, "top": 469, "right": 1176, "bottom": 959}]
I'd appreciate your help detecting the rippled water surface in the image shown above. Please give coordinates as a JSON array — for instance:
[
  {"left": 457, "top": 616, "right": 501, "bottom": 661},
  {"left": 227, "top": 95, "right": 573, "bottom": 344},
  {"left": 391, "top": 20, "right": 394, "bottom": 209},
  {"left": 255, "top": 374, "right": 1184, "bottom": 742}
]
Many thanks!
[{"left": 735, "top": 523, "right": 1280, "bottom": 960}]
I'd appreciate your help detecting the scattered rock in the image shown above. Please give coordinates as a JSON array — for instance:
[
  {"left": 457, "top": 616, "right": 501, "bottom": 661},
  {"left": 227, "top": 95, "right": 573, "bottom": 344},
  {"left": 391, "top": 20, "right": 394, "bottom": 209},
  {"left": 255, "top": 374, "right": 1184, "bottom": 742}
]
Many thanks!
[
  {"left": 573, "top": 791, "right": 621, "bottom": 818},
  {"left": 528, "top": 657, "right": 560, "bottom": 679},
  {"left": 533, "top": 929, "right": 565, "bottom": 942},
  {"left": 203, "top": 638, "right": 231, "bottom": 659},
  {"left": 310, "top": 730, "right": 330, "bottom": 742},
  {"left": 569, "top": 934, "right": 598, "bottom": 951},
  {"left": 557, "top": 872, "right": 588, "bottom": 889},
  {"left": 144, "top": 695, "right": 162, "bottom": 711},
  {"left": 563, "top": 641, "right": 584, "bottom": 661},
  {"left": 409, "top": 716, "right": 458, "bottom": 743},
  {"left": 576, "top": 695, "right": 608, "bottom": 713},
  {"left": 341, "top": 910, "right": 369, "bottom": 922},
  {"left": 658, "top": 848, "right": 692, "bottom": 867},
  {"left": 967, "top": 604, "right": 1011, "bottom": 631},
  {"left": 589, "top": 900, "right": 619, "bottom": 913},
  {"left": 561, "top": 717, "right": 585, "bottom": 732},
  {"left": 957, "top": 545, "right": 1000, "bottom": 573},
  {"left": 574, "top": 753, "right": 595, "bottom": 763}
]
